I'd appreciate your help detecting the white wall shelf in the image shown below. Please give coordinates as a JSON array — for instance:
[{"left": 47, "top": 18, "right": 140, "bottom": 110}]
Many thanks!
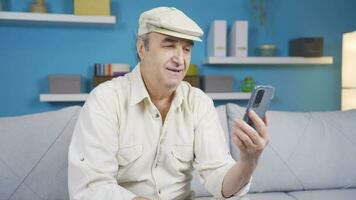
[
  {"left": 40, "top": 92, "right": 251, "bottom": 102},
  {"left": 206, "top": 92, "right": 251, "bottom": 100},
  {"left": 205, "top": 56, "right": 334, "bottom": 65},
  {"left": 0, "top": 11, "right": 116, "bottom": 25},
  {"left": 40, "top": 94, "right": 88, "bottom": 102}
]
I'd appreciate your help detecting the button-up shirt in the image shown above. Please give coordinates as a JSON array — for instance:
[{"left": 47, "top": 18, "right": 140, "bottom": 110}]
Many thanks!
[{"left": 68, "top": 63, "right": 251, "bottom": 200}]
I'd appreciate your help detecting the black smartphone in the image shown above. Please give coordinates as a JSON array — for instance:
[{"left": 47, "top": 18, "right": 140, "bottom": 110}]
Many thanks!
[{"left": 243, "top": 85, "right": 275, "bottom": 129}]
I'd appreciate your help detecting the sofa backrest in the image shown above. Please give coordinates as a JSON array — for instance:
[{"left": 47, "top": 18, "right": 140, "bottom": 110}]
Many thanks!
[
  {"left": 6, "top": 103, "right": 355, "bottom": 198},
  {"left": 0, "top": 105, "right": 227, "bottom": 199},
  {"left": 226, "top": 103, "right": 356, "bottom": 193},
  {"left": 0, "top": 106, "right": 80, "bottom": 200}
]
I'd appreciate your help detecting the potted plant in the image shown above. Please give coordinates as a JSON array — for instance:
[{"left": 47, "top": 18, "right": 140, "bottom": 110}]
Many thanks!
[{"left": 251, "top": 0, "right": 266, "bottom": 25}]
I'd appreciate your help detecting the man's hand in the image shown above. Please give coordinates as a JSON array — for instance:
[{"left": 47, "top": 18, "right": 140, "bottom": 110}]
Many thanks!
[
  {"left": 222, "top": 110, "right": 270, "bottom": 198},
  {"left": 232, "top": 110, "right": 270, "bottom": 165}
]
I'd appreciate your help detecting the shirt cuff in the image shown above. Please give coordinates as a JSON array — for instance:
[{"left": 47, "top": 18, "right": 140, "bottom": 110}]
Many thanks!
[
  {"left": 226, "top": 176, "right": 252, "bottom": 199},
  {"left": 202, "top": 156, "right": 236, "bottom": 198}
]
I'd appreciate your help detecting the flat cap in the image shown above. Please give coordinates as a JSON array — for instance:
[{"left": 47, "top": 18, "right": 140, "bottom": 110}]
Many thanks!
[{"left": 138, "top": 7, "right": 204, "bottom": 42}]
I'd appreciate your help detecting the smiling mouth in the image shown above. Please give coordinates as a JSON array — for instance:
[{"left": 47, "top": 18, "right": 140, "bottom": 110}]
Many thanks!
[{"left": 166, "top": 68, "right": 183, "bottom": 73}]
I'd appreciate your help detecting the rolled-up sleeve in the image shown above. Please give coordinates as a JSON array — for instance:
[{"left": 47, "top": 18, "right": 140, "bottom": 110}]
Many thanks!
[
  {"left": 68, "top": 84, "right": 136, "bottom": 200},
  {"left": 192, "top": 91, "right": 251, "bottom": 198}
]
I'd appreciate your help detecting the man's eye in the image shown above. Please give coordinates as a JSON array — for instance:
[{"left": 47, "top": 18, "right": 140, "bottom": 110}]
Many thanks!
[
  {"left": 184, "top": 48, "right": 191, "bottom": 52},
  {"left": 164, "top": 45, "right": 174, "bottom": 48}
]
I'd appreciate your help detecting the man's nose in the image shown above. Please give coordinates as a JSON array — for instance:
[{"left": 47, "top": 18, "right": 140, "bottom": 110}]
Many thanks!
[{"left": 172, "top": 48, "right": 184, "bottom": 65}]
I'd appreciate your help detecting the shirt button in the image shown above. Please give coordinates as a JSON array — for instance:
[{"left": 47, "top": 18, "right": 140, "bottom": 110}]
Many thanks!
[
  {"left": 158, "top": 189, "right": 161, "bottom": 194},
  {"left": 155, "top": 113, "right": 160, "bottom": 118},
  {"left": 155, "top": 163, "right": 158, "bottom": 168}
]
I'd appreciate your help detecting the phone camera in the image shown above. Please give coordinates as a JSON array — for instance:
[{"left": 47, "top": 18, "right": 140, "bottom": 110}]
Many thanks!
[{"left": 253, "top": 90, "right": 264, "bottom": 106}]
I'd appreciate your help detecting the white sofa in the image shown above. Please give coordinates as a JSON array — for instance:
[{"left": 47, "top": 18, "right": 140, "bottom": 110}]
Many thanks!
[{"left": 1, "top": 104, "right": 356, "bottom": 200}]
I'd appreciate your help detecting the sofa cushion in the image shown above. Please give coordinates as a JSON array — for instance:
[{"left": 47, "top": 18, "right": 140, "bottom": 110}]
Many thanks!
[
  {"left": 246, "top": 192, "right": 296, "bottom": 200},
  {"left": 0, "top": 106, "right": 81, "bottom": 200},
  {"left": 23, "top": 109, "right": 80, "bottom": 200},
  {"left": 0, "top": 158, "right": 20, "bottom": 199},
  {"left": 7, "top": 184, "right": 42, "bottom": 200},
  {"left": 288, "top": 189, "right": 356, "bottom": 200},
  {"left": 226, "top": 103, "right": 356, "bottom": 192}
]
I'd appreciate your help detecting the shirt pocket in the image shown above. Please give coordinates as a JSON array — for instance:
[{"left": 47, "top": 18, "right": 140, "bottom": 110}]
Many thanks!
[
  {"left": 117, "top": 144, "right": 143, "bottom": 166},
  {"left": 117, "top": 144, "right": 143, "bottom": 181},
  {"left": 171, "top": 144, "right": 194, "bottom": 173}
]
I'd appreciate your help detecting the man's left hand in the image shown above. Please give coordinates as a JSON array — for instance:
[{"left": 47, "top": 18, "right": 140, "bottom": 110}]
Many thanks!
[{"left": 231, "top": 110, "right": 270, "bottom": 165}]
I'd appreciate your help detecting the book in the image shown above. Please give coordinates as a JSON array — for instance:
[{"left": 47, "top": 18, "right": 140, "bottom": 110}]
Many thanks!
[{"left": 94, "top": 63, "right": 130, "bottom": 76}]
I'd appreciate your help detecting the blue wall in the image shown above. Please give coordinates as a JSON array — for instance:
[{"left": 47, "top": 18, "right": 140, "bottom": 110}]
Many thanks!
[{"left": 1, "top": 0, "right": 356, "bottom": 117}]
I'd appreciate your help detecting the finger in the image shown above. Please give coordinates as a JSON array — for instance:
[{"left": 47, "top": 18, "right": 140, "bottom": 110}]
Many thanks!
[
  {"left": 235, "top": 119, "right": 262, "bottom": 146},
  {"left": 232, "top": 134, "right": 246, "bottom": 150},
  {"left": 233, "top": 122, "right": 256, "bottom": 148},
  {"left": 263, "top": 114, "right": 269, "bottom": 126},
  {"left": 248, "top": 111, "right": 268, "bottom": 139}
]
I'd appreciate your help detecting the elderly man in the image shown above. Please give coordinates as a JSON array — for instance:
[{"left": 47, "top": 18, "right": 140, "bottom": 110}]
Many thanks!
[{"left": 68, "top": 7, "right": 270, "bottom": 200}]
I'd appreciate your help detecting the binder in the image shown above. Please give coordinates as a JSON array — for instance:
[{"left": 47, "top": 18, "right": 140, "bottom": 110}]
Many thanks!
[
  {"left": 228, "top": 21, "right": 248, "bottom": 57},
  {"left": 74, "top": 0, "right": 110, "bottom": 16},
  {"left": 208, "top": 20, "right": 227, "bottom": 57}
]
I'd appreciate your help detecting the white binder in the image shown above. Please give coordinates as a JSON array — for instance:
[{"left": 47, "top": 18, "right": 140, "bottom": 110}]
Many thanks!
[
  {"left": 228, "top": 21, "right": 248, "bottom": 57},
  {"left": 208, "top": 20, "right": 227, "bottom": 57}
]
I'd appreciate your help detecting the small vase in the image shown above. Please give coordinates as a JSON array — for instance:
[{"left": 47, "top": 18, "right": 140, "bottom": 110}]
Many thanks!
[{"left": 241, "top": 76, "right": 256, "bottom": 92}]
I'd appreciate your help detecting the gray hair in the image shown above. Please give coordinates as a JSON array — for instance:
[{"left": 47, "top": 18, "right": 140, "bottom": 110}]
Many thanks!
[
  {"left": 140, "top": 33, "right": 149, "bottom": 51},
  {"left": 137, "top": 33, "right": 149, "bottom": 61}
]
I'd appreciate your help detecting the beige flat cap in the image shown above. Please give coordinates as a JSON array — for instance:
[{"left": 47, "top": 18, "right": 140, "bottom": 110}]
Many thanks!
[{"left": 138, "top": 7, "right": 204, "bottom": 42}]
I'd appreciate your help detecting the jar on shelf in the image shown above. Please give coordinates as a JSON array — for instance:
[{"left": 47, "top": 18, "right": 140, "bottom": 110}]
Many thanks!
[
  {"left": 241, "top": 76, "right": 256, "bottom": 92},
  {"left": 255, "top": 44, "right": 277, "bottom": 57}
]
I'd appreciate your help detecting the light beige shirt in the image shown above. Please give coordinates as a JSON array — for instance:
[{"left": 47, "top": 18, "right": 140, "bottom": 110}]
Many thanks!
[{"left": 68, "top": 64, "right": 251, "bottom": 200}]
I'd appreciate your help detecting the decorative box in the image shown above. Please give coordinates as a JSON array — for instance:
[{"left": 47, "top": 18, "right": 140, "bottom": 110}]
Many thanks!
[
  {"left": 289, "top": 37, "right": 324, "bottom": 57},
  {"left": 201, "top": 76, "right": 233, "bottom": 92},
  {"left": 49, "top": 75, "right": 81, "bottom": 94}
]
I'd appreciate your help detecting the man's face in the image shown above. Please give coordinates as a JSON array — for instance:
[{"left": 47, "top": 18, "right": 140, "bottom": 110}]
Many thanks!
[{"left": 138, "top": 32, "right": 193, "bottom": 90}]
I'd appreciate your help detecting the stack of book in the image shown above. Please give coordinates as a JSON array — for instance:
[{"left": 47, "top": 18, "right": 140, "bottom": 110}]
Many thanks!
[{"left": 93, "top": 63, "right": 130, "bottom": 88}]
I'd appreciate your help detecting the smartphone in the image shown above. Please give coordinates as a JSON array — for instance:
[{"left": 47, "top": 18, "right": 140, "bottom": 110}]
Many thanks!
[{"left": 243, "top": 85, "right": 275, "bottom": 129}]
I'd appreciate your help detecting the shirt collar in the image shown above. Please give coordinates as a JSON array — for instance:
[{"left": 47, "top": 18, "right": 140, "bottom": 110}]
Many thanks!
[
  {"left": 129, "top": 63, "right": 150, "bottom": 106},
  {"left": 129, "top": 63, "right": 184, "bottom": 109}
]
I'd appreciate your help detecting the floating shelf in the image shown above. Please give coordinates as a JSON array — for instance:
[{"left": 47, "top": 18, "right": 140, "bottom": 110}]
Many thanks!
[
  {"left": 205, "top": 56, "right": 334, "bottom": 65},
  {"left": 206, "top": 92, "right": 251, "bottom": 100},
  {"left": 40, "top": 94, "right": 88, "bottom": 102},
  {"left": 39, "top": 92, "right": 251, "bottom": 102},
  {"left": 0, "top": 11, "right": 116, "bottom": 25}
]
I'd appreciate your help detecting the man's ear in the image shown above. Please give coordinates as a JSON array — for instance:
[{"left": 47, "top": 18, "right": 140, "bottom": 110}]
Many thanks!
[{"left": 137, "top": 37, "right": 145, "bottom": 61}]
